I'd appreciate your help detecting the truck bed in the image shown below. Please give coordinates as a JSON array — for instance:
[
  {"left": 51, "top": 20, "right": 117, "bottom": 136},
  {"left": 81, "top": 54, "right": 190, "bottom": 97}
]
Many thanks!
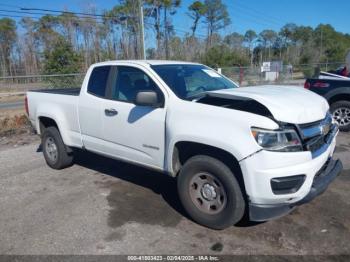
[
  {"left": 304, "top": 78, "right": 350, "bottom": 97},
  {"left": 30, "top": 88, "right": 81, "bottom": 96},
  {"left": 26, "top": 88, "right": 81, "bottom": 146}
]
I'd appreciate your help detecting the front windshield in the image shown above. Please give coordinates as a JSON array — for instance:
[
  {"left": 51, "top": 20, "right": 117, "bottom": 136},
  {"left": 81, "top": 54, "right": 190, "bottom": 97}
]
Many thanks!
[{"left": 151, "top": 64, "right": 237, "bottom": 100}]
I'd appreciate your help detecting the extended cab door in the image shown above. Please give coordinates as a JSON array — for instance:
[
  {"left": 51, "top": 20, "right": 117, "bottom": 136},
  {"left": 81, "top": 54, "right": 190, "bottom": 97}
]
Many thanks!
[
  {"left": 78, "top": 65, "right": 113, "bottom": 152},
  {"left": 101, "top": 65, "right": 167, "bottom": 169}
]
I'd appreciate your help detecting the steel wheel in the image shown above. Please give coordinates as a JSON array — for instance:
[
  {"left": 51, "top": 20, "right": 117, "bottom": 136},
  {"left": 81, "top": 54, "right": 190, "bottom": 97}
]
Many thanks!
[
  {"left": 189, "top": 172, "right": 227, "bottom": 214},
  {"left": 45, "top": 137, "right": 58, "bottom": 163},
  {"left": 332, "top": 107, "right": 350, "bottom": 127}
]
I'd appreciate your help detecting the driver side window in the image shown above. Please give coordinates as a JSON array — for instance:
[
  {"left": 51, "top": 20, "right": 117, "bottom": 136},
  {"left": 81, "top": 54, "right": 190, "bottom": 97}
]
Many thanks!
[{"left": 112, "top": 66, "right": 161, "bottom": 103}]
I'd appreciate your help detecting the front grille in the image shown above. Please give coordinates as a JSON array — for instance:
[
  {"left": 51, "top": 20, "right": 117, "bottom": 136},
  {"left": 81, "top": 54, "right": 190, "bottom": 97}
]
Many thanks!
[
  {"left": 298, "top": 113, "right": 333, "bottom": 140},
  {"left": 306, "top": 135, "right": 326, "bottom": 152},
  {"left": 296, "top": 113, "right": 337, "bottom": 158}
]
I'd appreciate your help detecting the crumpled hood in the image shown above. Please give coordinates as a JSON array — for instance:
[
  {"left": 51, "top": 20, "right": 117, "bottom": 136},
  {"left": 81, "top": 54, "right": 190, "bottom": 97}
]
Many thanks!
[{"left": 210, "top": 85, "right": 329, "bottom": 124}]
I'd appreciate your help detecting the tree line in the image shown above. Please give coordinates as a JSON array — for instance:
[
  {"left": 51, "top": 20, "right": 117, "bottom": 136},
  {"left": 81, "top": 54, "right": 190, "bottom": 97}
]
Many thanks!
[{"left": 0, "top": 0, "right": 349, "bottom": 77}]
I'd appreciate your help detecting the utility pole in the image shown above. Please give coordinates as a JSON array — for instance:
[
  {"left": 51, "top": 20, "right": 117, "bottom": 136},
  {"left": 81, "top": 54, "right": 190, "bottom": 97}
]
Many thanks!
[
  {"left": 139, "top": 0, "right": 146, "bottom": 60},
  {"left": 320, "top": 27, "right": 323, "bottom": 59}
]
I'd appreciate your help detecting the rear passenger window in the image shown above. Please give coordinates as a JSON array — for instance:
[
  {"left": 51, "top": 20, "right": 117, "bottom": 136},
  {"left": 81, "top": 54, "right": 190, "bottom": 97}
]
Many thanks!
[{"left": 87, "top": 66, "right": 111, "bottom": 97}]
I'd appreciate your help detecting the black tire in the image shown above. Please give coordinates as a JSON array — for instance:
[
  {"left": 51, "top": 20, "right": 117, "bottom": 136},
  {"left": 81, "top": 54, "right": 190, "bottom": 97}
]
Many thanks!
[
  {"left": 177, "top": 155, "right": 245, "bottom": 230},
  {"left": 330, "top": 100, "right": 350, "bottom": 132},
  {"left": 42, "top": 126, "right": 74, "bottom": 169}
]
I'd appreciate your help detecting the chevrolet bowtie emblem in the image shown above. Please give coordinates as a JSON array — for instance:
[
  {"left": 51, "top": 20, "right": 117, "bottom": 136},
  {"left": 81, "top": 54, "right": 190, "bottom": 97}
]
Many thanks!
[{"left": 320, "top": 124, "right": 330, "bottom": 135}]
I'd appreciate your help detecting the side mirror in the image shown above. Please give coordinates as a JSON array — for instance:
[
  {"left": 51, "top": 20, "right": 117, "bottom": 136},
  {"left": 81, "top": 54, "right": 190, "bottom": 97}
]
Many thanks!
[{"left": 135, "top": 91, "right": 162, "bottom": 107}]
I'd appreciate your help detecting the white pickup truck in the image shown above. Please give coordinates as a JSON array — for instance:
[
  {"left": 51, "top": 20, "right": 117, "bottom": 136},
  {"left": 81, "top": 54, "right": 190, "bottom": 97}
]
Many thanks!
[{"left": 26, "top": 60, "right": 342, "bottom": 229}]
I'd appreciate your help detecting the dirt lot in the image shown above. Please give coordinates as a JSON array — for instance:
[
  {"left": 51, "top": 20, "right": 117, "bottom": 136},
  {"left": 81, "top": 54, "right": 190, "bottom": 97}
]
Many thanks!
[{"left": 0, "top": 131, "right": 349, "bottom": 256}]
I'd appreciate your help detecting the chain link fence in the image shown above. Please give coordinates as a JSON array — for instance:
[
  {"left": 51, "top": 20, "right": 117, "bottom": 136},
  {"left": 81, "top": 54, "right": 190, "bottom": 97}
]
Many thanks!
[
  {"left": 221, "top": 62, "right": 345, "bottom": 87},
  {"left": 0, "top": 73, "right": 85, "bottom": 93},
  {"left": 0, "top": 62, "right": 346, "bottom": 93}
]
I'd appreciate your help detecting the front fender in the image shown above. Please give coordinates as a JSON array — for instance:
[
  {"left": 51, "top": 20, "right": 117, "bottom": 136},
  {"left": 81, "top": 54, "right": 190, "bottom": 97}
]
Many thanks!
[
  {"left": 164, "top": 101, "right": 279, "bottom": 174},
  {"left": 325, "top": 87, "right": 350, "bottom": 101}
]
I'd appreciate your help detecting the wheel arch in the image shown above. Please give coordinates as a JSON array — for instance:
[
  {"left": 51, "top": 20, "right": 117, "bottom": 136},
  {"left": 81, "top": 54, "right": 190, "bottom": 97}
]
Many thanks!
[
  {"left": 325, "top": 87, "right": 350, "bottom": 104},
  {"left": 39, "top": 116, "right": 74, "bottom": 153},
  {"left": 39, "top": 116, "right": 59, "bottom": 135},
  {"left": 171, "top": 141, "right": 246, "bottom": 195},
  {"left": 35, "top": 99, "right": 80, "bottom": 147},
  {"left": 328, "top": 93, "right": 350, "bottom": 105}
]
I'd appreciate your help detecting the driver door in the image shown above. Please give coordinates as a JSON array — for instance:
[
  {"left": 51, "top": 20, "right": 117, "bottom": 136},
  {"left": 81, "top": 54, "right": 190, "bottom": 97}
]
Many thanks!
[{"left": 101, "top": 65, "right": 166, "bottom": 169}]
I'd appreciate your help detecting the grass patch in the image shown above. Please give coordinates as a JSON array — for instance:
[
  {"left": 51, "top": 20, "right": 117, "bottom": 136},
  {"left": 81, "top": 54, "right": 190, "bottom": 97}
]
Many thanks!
[{"left": 0, "top": 114, "right": 33, "bottom": 137}]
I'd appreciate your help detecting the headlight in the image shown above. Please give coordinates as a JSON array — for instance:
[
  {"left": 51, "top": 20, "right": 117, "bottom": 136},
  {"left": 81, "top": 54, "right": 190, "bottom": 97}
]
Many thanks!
[{"left": 251, "top": 127, "right": 303, "bottom": 152}]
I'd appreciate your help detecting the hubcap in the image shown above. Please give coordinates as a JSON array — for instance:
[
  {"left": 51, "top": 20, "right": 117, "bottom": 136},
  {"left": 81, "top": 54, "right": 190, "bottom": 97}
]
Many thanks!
[
  {"left": 333, "top": 107, "right": 350, "bottom": 127},
  {"left": 189, "top": 172, "right": 227, "bottom": 214},
  {"left": 201, "top": 183, "right": 217, "bottom": 201},
  {"left": 45, "top": 137, "right": 58, "bottom": 163}
]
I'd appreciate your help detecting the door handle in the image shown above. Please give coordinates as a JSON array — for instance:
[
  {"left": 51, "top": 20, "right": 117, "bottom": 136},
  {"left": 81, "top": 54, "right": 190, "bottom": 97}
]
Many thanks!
[{"left": 104, "top": 108, "right": 118, "bottom": 116}]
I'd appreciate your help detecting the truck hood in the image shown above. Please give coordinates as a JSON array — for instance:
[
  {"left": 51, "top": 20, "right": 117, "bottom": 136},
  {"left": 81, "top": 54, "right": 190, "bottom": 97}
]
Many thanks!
[{"left": 207, "top": 85, "right": 329, "bottom": 124}]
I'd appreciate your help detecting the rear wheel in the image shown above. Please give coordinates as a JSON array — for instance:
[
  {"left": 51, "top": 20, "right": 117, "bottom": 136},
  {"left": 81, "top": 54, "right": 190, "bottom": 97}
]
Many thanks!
[
  {"left": 330, "top": 101, "right": 350, "bottom": 132},
  {"left": 42, "top": 126, "right": 74, "bottom": 169},
  {"left": 177, "top": 155, "right": 245, "bottom": 230}
]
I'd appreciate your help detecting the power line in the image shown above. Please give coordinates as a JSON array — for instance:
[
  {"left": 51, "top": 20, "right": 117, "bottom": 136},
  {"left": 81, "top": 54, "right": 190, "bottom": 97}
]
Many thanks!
[
  {"left": 0, "top": 12, "right": 107, "bottom": 25},
  {"left": 0, "top": 3, "right": 21, "bottom": 9},
  {"left": 2, "top": 6, "right": 276, "bottom": 40},
  {"left": 0, "top": 8, "right": 105, "bottom": 20},
  {"left": 20, "top": 7, "right": 107, "bottom": 18},
  {"left": 224, "top": 1, "right": 289, "bottom": 31},
  {"left": 0, "top": 13, "right": 41, "bottom": 20},
  {"left": 226, "top": 1, "right": 287, "bottom": 26},
  {"left": 231, "top": 11, "right": 282, "bottom": 29},
  {"left": 21, "top": 6, "right": 208, "bottom": 38},
  {"left": 1, "top": 2, "right": 295, "bottom": 40},
  {"left": 233, "top": 8, "right": 282, "bottom": 27},
  {"left": 0, "top": 10, "right": 208, "bottom": 40}
]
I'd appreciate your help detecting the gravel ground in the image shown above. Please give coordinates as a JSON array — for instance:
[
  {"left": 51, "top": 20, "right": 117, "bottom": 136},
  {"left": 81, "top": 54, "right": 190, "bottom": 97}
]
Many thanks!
[{"left": 0, "top": 132, "right": 349, "bottom": 256}]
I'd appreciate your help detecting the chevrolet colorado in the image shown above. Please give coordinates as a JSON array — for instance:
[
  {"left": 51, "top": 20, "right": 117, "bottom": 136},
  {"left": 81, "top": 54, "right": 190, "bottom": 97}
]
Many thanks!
[{"left": 26, "top": 60, "right": 342, "bottom": 229}]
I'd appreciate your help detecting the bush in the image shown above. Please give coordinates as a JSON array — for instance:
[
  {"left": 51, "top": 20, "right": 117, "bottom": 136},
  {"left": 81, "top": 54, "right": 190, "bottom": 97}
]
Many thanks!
[
  {"left": 43, "top": 37, "right": 82, "bottom": 75},
  {"left": 0, "top": 114, "right": 31, "bottom": 135},
  {"left": 302, "top": 67, "right": 315, "bottom": 78},
  {"left": 201, "top": 45, "right": 249, "bottom": 68}
]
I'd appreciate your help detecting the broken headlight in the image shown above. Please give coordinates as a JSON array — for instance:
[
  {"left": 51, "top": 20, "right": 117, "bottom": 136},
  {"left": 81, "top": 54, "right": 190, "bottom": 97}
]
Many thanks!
[{"left": 251, "top": 127, "right": 303, "bottom": 152}]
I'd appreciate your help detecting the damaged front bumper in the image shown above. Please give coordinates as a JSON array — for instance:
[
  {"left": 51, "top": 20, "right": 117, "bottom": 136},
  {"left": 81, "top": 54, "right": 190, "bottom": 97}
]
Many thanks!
[{"left": 249, "top": 158, "right": 343, "bottom": 221}]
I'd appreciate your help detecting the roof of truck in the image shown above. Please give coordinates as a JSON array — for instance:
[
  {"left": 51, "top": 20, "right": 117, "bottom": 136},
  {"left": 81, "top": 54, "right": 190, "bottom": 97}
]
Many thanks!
[{"left": 92, "top": 60, "right": 201, "bottom": 67}]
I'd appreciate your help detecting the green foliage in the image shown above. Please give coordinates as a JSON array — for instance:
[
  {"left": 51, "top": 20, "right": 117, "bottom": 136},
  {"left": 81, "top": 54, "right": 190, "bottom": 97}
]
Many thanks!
[
  {"left": 43, "top": 37, "right": 81, "bottom": 75},
  {"left": 34, "top": 15, "right": 61, "bottom": 52},
  {"left": 3, "top": 0, "right": 350, "bottom": 78},
  {"left": 259, "top": 30, "right": 278, "bottom": 46},
  {"left": 313, "top": 24, "right": 350, "bottom": 63},
  {"left": 0, "top": 18, "right": 16, "bottom": 44},
  {"left": 224, "top": 33, "right": 244, "bottom": 49},
  {"left": 202, "top": 45, "right": 249, "bottom": 67},
  {"left": 301, "top": 67, "right": 315, "bottom": 78},
  {"left": 188, "top": 1, "right": 207, "bottom": 36},
  {"left": 189, "top": 1, "right": 207, "bottom": 14},
  {"left": 244, "top": 30, "right": 257, "bottom": 44},
  {"left": 0, "top": 18, "right": 16, "bottom": 75},
  {"left": 144, "top": 0, "right": 181, "bottom": 58},
  {"left": 203, "top": 0, "right": 230, "bottom": 41}
]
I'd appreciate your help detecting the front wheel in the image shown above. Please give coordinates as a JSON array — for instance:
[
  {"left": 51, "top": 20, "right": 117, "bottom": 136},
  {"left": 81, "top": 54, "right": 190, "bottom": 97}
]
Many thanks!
[
  {"left": 330, "top": 101, "right": 350, "bottom": 132},
  {"left": 177, "top": 155, "right": 245, "bottom": 230}
]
